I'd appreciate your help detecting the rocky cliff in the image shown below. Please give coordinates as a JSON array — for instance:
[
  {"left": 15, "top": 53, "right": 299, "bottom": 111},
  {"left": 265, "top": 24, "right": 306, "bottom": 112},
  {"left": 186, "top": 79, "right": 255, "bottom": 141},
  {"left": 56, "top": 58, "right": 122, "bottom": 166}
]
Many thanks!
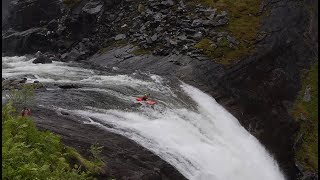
[{"left": 2, "top": 0, "right": 318, "bottom": 179}]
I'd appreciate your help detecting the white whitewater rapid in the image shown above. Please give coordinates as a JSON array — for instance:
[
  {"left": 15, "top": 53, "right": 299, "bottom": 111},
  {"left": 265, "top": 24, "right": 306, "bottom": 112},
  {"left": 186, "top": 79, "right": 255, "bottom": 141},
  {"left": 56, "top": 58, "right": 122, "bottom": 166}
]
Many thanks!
[{"left": 2, "top": 56, "right": 285, "bottom": 180}]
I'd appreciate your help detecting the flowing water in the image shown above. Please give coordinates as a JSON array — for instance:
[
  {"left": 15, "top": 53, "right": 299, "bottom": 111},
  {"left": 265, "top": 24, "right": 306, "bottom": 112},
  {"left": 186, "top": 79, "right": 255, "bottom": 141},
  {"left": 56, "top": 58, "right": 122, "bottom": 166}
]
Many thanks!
[{"left": 2, "top": 56, "right": 285, "bottom": 180}]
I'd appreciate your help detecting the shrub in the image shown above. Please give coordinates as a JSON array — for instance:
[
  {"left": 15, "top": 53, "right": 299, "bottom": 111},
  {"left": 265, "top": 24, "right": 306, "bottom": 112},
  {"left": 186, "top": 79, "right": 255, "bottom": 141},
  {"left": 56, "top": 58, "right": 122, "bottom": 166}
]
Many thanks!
[
  {"left": 5, "top": 84, "right": 35, "bottom": 110},
  {"left": 2, "top": 104, "right": 97, "bottom": 180}
]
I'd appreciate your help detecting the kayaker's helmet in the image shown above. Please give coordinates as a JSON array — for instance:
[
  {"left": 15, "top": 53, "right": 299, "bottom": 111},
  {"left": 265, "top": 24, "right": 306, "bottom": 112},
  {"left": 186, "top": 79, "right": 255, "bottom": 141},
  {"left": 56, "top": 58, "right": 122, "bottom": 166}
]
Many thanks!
[{"left": 144, "top": 93, "right": 150, "bottom": 96}]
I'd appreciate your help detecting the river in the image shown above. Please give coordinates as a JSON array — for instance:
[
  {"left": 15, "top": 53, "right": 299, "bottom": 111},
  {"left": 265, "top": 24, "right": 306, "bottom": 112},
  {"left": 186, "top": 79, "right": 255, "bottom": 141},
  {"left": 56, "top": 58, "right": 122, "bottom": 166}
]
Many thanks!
[{"left": 2, "top": 56, "right": 285, "bottom": 180}]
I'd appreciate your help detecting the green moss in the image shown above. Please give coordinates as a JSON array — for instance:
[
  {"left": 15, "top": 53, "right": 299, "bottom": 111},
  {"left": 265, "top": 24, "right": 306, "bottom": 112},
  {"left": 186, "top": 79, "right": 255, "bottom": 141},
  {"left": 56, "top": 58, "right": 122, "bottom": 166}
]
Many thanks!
[
  {"left": 131, "top": 47, "right": 151, "bottom": 56},
  {"left": 99, "top": 40, "right": 128, "bottom": 54},
  {"left": 188, "top": 0, "right": 263, "bottom": 64},
  {"left": 66, "top": 147, "right": 105, "bottom": 174},
  {"left": 291, "top": 62, "right": 318, "bottom": 172},
  {"left": 195, "top": 38, "right": 240, "bottom": 65},
  {"left": 63, "top": 0, "right": 82, "bottom": 9}
]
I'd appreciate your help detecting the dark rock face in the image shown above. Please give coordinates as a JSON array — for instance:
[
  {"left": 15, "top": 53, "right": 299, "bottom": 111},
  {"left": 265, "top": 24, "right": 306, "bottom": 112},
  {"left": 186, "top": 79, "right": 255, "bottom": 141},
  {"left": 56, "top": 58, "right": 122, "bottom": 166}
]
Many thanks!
[
  {"left": 212, "top": 0, "right": 318, "bottom": 179},
  {"left": 2, "top": 0, "right": 11, "bottom": 28},
  {"left": 2, "top": 28, "right": 53, "bottom": 56},
  {"left": 2, "top": 0, "right": 318, "bottom": 179},
  {"left": 5, "top": 0, "right": 62, "bottom": 31},
  {"left": 32, "top": 107, "right": 187, "bottom": 180},
  {"left": 46, "top": 19, "right": 59, "bottom": 31}
]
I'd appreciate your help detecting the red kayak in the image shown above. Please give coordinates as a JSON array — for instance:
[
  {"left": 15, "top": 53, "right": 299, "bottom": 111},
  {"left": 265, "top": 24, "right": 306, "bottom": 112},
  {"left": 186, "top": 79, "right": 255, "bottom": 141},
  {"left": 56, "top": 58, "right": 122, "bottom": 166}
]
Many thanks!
[{"left": 136, "top": 97, "right": 157, "bottom": 105}]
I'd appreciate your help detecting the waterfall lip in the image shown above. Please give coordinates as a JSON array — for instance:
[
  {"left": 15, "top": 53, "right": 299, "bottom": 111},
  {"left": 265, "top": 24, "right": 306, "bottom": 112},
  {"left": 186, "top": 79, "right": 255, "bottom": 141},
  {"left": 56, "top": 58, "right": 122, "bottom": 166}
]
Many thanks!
[{"left": 2, "top": 56, "right": 285, "bottom": 180}]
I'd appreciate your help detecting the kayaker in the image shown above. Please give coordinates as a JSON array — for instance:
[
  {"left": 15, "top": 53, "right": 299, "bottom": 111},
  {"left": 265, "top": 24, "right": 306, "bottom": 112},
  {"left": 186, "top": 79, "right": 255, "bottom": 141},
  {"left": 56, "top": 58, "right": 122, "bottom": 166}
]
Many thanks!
[
  {"left": 21, "top": 107, "right": 31, "bottom": 117},
  {"left": 141, "top": 93, "right": 150, "bottom": 101}
]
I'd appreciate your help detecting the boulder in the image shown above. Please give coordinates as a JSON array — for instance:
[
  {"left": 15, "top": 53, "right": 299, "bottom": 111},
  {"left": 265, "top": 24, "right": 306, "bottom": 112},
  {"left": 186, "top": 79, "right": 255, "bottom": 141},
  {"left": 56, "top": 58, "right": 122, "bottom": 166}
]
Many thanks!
[
  {"left": 114, "top": 34, "right": 126, "bottom": 40},
  {"left": 61, "top": 49, "right": 85, "bottom": 62},
  {"left": 82, "top": 0, "right": 104, "bottom": 15},
  {"left": 32, "top": 55, "right": 53, "bottom": 64},
  {"left": 161, "top": 0, "right": 174, "bottom": 6},
  {"left": 151, "top": 34, "right": 158, "bottom": 42}
]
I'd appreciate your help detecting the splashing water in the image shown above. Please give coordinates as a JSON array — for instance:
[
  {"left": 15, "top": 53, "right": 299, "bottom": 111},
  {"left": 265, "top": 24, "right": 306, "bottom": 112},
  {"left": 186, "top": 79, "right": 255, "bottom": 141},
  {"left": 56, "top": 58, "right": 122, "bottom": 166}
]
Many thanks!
[{"left": 2, "top": 56, "right": 285, "bottom": 180}]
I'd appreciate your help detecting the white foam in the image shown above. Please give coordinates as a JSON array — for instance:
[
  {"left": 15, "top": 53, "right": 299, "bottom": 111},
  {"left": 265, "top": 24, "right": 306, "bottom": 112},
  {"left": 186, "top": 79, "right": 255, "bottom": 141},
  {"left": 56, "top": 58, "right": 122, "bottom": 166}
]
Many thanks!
[
  {"left": 3, "top": 56, "right": 285, "bottom": 180},
  {"left": 66, "top": 84, "right": 285, "bottom": 180}
]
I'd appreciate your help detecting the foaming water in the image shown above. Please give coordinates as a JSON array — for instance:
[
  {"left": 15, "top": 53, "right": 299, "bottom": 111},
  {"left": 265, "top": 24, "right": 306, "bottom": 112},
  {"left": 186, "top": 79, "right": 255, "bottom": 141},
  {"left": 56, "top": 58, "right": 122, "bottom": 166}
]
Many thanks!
[
  {"left": 65, "top": 83, "right": 285, "bottom": 180},
  {"left": 2, "top": 56, "right": 285, "bottom": 180}
]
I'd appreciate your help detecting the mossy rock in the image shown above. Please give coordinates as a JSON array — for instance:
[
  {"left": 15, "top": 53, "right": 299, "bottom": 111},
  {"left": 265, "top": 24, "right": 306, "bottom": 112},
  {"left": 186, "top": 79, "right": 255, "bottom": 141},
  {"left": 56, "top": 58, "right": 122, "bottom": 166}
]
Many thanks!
[
  {"left": 63, "top": 0, "right": 82, "bottom": 9},
  {"left": 132, "top": 47, "right": 151, "bottom": 56},
  {"left": 291, "top": 62, "right": 318, "bottom": 172},
  {"left": 99, "top": 40, "right": 128, "bottom": 54},
  {"left": 188, "top": 0, "right": 264, "bottom": 64}
]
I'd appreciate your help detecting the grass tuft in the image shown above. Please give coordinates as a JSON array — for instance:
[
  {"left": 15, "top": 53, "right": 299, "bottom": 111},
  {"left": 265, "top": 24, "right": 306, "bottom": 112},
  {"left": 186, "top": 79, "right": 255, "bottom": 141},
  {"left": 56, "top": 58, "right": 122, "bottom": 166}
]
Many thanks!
[
  {"left": 189, "top": 0, "right": 263, "bottom": 64},
  {"left": 98, "top": 40, "right": 128, "bottom": 54},
  {"left": 63, "top": 0, "right": 82, "bottom": 9},
  {"left": 131, "top": 47, "right": 151, "bottom": 56}
]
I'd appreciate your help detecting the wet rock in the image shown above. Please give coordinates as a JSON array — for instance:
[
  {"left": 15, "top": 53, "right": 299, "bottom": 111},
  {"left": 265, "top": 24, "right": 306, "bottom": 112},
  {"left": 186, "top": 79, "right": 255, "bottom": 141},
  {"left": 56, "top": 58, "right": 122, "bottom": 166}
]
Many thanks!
[
  {"left": 58, "top": 84, "right": 80, "bottom": 89},
  {"left": 169, "top": 39, "right": 178, "bottom": 45},
  {"left": 169, "top": 60, "right": 182, "bottom": 66},
  {"left": 33, "top": 81, "right": 46, "bottom": 90},
  {"left": 122, "top": 54, "right": 133, "bottom": 60},
  {"left": 82, "top": 0, "right": 104, "bottom": 15},
  {"left": 5, "top": 0, "right": 62, "bottom": 31},
  {"left": 61, "top": 49, "right": 85, "bottom": 62},
  {"left": 183, "top": 28, "right": 196, "bottom": 34},
  {"left": 33, "top": 52, "right": 53, "bottom": 64},
  {"left": 303, "top": 86, "right": 311, "bottom": 102},
  {"left": 61, "top": 111, "right": 70, "bottom": 115},
  {"left": 193, "top": 31, "right": 203, "bottom": 40},
  {"left": 156, "top": 26, "right": 164, "bottom": 32},
  {"left": 47, "top": 19, "right": 59, "bottom": 31},
  {"left": 161, "top": 0, "right": 174, "bottom": 6},
  {"left": 177, "top": 34, "right": 187, "bottom": 41},
  {"left": 114, "top": 34, "right": 126, "bottom": 40},
  {"left": 19, "top": 78, "right": 27, "bottom": 84},
  {"left": 151, "top": 34, "right": 158, "bottom": 42},
  {"left": 32, "top": 56, "right": 53, "bottom": 64},
  {"left": 2, "top": 28, "right": 51, "bottom": 55},
  {"left": 191, "top": 19, "right": 204, "bottom": 27}
]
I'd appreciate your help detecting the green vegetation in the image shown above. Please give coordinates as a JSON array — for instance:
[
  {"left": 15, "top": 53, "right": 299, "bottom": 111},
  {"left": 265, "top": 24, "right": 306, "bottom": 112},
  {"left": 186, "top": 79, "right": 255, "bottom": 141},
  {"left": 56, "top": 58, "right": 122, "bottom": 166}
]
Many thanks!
[
  {"left": 99, "top": 40, "right": 128, "bottom": 54},
  {"left": 2, "top": 85, "right": 106, "bottom": 179},
  {"left": 132, "top": 47, "right": 151, "bottom": 56},
  {"left": 189, "top": 0, "right": 263, "bottom": 64},
  {"left": 4, "top": 84, "right": 35, "bottom": 110},
  {"left": 2, "top": 103, "right": 103, "bottom": 179},
  {"left": 63, "top": 0, "right": 82, "bottom": 9},
  {"left": 195, "top": 37, "right": 235, "bottom": 65},
  {"left": 291, "top": 62, "right": 318, "bottom": 172}
]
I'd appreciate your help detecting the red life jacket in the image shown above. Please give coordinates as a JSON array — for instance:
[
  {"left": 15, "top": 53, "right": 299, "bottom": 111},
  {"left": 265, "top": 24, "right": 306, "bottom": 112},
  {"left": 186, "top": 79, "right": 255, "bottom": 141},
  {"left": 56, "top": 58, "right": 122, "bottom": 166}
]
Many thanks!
[
  {"left": 21, "top": 109, "right": 31, "bottom": 117},
  {"left": 141, "top": 96, "right": 148, "bottom": 101}
]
